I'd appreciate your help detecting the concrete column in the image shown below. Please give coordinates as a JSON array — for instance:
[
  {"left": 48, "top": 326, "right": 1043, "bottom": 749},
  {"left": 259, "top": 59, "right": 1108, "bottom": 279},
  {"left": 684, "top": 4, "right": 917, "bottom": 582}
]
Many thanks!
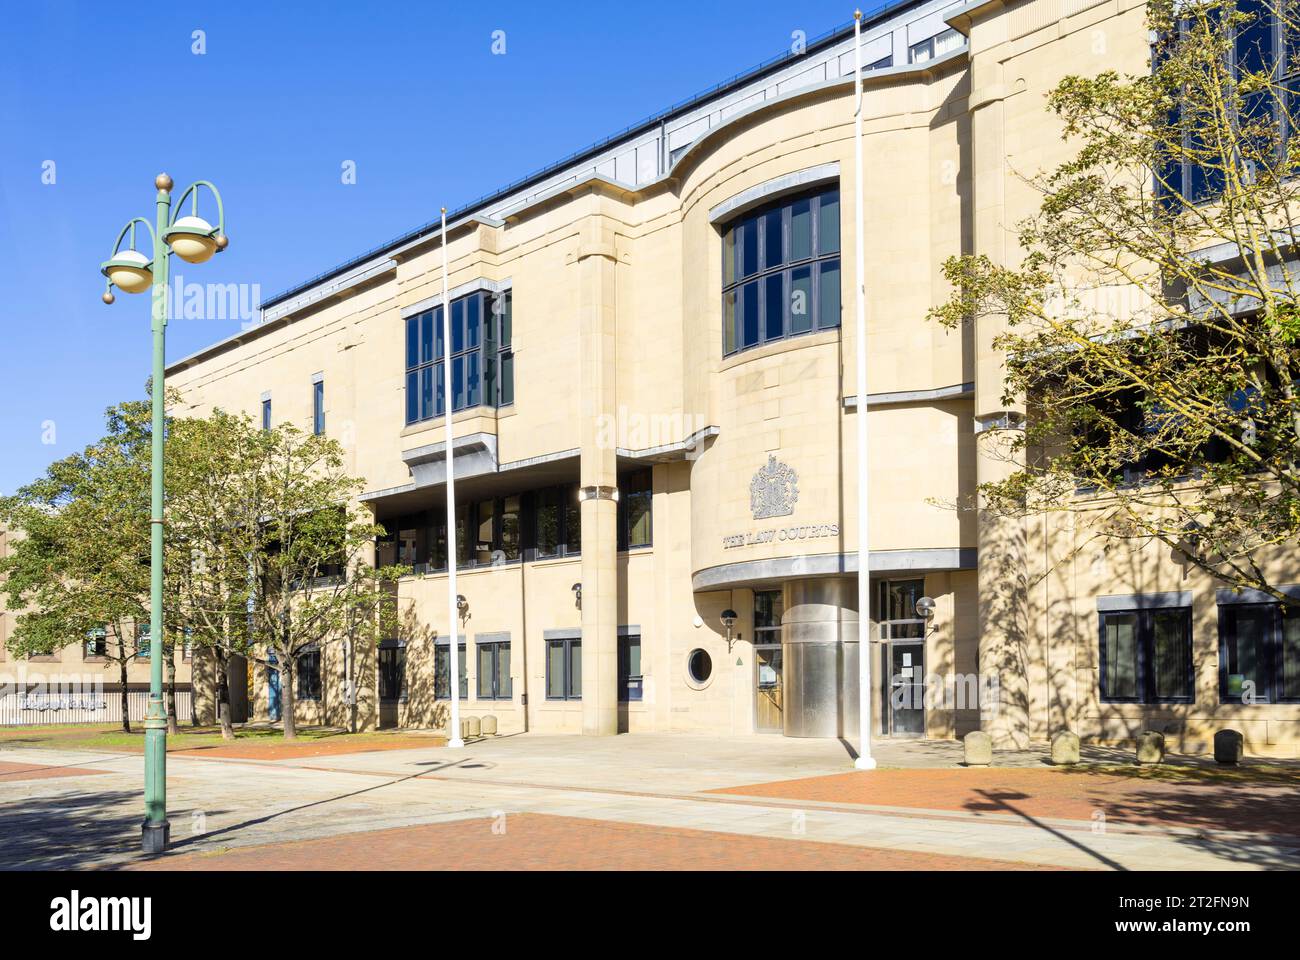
[
  {"left": 970, "top": 70, "right": 1031, "bottom": 748},
  {"left": 575, "top": 212, "right": 620, "bottom": 736}
]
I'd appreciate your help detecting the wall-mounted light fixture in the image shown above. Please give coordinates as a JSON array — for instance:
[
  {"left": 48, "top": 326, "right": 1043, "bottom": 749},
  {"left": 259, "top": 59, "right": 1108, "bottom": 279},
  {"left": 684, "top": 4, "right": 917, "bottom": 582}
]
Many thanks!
[
  {"left": 571, "top": 582, "right": 582, "bottom": 610},
  {"left": 720, "top": 608, "right": 739, "bottom": 652}
]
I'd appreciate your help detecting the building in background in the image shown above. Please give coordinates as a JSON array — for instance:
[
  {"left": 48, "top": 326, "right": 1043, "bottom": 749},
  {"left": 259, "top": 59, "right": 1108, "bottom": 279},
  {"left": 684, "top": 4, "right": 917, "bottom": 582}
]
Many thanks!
[{"left": 157, "top": 0, "right": 1300, "bottom": 756}]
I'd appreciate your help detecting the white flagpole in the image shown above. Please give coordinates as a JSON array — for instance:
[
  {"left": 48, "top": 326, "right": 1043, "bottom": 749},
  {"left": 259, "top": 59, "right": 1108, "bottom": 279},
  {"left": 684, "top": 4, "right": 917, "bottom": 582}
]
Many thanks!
[
  {"left": 852, "top": 9, "right": 876, "bottom": 770},
  {"left": 441, "top": 207, "right": 465, "bottom": 749}
]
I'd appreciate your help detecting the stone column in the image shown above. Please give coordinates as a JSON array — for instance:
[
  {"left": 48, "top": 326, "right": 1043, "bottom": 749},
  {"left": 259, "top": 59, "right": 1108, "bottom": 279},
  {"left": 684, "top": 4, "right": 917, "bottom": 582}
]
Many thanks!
[
  {"left": 575, "top": 210, "right": 621, "bottom": 736},
  {"left": 969, "top": 67, "right": 1031, "bottom": 748}
]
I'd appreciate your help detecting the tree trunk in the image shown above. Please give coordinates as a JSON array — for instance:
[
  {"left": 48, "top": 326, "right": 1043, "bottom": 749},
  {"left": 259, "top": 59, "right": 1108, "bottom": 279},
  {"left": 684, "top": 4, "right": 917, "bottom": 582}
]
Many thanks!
[
  {"left": 165, "top": 651, "right": 179, "bottom": 736},
  {"left": 216, "top": 649, "right": 234, "bottom": 740},
  {"left": 281, "top": 661, "right": 296, "bottom": 740},
  {"left": 119, "top": 657, "right": 131, "bottom": 734}
]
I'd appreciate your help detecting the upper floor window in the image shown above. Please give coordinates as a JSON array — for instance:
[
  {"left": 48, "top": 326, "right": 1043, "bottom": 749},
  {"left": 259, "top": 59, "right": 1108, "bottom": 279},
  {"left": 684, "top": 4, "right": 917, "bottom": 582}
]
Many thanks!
[
  {"left": 261, "top": 398, "right": 271, "bottom": 431},
  {"left": 405, "top": 290, "right": 513, "bottom": 426},
  {"left": 1155, "top": 1, "right": 1299, "bottom": 207},
  {"left": 722, "top": 187, "right": 840, "bottom": 356},
  {"left": 312, "top": 379, "right": 325, "bottom": 436},
  {"left": 84, "top": 627, "right": 107, "bottom": 659},
  {"left": 617, "top": 469, "right": 653, "bottom": 550},
  {"left": 909, "top": 28, "right": 962, "bottom": 64}
]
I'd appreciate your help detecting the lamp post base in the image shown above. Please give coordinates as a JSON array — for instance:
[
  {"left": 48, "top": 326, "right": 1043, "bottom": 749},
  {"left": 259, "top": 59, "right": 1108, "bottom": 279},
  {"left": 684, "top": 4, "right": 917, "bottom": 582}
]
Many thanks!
[
  {"left": 854, "top": 755, "right": 877, "bottom": 770},
  {"left": 447, "top": 737, "right": 466, "bottom": 749},
  {"left": 141, "top": 819, "right": 171, "bottom": 855}
]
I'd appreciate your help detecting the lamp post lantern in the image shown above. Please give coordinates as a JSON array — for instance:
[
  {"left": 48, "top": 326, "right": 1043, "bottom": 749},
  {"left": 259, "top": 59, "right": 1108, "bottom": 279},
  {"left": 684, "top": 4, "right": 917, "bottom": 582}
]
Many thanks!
[{"left": 101, "top": 173, "right": 228, "bottom": 854}]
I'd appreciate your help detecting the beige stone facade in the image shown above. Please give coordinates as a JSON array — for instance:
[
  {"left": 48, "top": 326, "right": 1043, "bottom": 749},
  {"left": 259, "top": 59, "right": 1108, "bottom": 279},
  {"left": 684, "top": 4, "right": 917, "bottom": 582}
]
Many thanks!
[{"left": 159, "top": 0, "right": 1300, "bottom": 756}]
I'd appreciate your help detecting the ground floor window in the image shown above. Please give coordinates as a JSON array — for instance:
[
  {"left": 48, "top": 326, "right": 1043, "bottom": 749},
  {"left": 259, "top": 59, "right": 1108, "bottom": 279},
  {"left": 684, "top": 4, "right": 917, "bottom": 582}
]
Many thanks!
[
  {"left": 618, "top": 634, "right": 642, "bottom": 702},
  {"left": 477, "top": 636, "right": 512, "bottom": 700},
  {"left": 546, "top": 637, "right": 581, "bottom": 700},
  {"left": 296, "top": 645, "right": 322, "bottom": 701},
  {"left": 878, "top": 580, "right": 925, "bottom": 639},
  {"left": 1099, "top": 607, "right": 1192, "bottom": 703},
  {"left": 379, "top": 644, "right": 406, "bottom": 701},
  {"left": 1219, "top": 603, "right": 1300, "bottom": 703},
  {"left": 434, "top": 639, "right": 468, "bottom": 700},
  {"left": 84, "top": 628, "right": 107, "bottom": 659}
]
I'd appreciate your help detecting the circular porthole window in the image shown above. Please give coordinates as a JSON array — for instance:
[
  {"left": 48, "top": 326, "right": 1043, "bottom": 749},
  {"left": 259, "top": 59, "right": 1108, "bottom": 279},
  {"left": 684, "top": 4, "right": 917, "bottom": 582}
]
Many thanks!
[{"left": 687, "top": 648, "right": 713, "bottom": 687}]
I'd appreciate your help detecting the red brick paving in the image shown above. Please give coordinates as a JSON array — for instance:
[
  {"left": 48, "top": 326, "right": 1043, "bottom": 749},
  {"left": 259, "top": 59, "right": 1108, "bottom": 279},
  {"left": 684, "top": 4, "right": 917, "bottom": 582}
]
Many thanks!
[
  {"left": 711, "top": 768, "right": 1300, "bottom": 835},
  {"left": 0, "top": 760, "right": 108, "bottom": 782},
  {"left": 127, "top": 813, "right": 1065, "bottom": 871}
]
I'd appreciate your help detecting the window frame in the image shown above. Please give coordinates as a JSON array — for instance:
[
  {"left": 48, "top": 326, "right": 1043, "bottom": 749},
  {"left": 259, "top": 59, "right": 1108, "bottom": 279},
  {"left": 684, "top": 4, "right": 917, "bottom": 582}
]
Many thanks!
[
  {"left": 720, "top": 187, "right": 842, "bottom": 357},
  {"left": 296, "top": 644, "right": 323, "bottom": 702},
  {"left": 434, "top": 638, "right": 469, "bottom": 701},
  {"left": 476, "top": 636, "right": 513, "bottom": 701},
  {"left": 1217, "top": 600, "right": 1300, "bottom": 703},
  {"left": 1097, "top": 606, "right": 1195, "bottom": 704},
  {"left": 312, "top": 379, "right": 325, "bottom": 436},
  {"left": 84, "top": 627, "right": 107, "bottom": 660},
  {"left": 545, "top": 636, "right": 582, "bottom": 701},
  {"left": 379, "top": 641, "right": 407, "bottom": 702},
  {"left": 618, "top": 633, "right": 642, "bottom": 702},
  {"left": 405, "top": 289, "right": 514, "bottom": 426},
  {"left": 617, "top": 468, "right": 653, "bottom": 551}
]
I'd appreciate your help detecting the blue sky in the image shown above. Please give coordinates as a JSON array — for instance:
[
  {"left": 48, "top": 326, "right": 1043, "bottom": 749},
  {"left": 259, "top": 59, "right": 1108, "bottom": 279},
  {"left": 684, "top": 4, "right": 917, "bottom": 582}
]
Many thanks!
[{"left": 0, "top": 0, "right": 859, "bottom": 493}]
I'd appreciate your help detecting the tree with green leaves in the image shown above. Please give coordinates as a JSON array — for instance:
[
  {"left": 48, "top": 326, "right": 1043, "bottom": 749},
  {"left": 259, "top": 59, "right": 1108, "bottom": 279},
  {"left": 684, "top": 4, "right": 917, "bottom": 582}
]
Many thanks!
[
  {"left": 240, "top": 423, "right": 404, "bottom": 739},
  {"left": 930, "top": 0, "right": 1300, "bottom": 601},
  {"left": 0, "top": 400, "right": 157, "bottom": 732}
]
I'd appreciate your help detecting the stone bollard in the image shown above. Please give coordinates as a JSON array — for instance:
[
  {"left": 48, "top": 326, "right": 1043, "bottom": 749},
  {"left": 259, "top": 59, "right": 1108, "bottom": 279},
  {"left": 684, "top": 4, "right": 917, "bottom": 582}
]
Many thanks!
[
  {"left": 1136, "top": 730, "right": 1165, "bottom": 765},
  {"left": 481, "top": 714, "right": 498, "bottom": 736},
  {"left": 1214, "top": 729, "right": 1244, "bottom": 765},
  {"left": 963, "top": 730, "right": 993, "bottom": 766},
  {"left": 1051, "top": 731, "right": 1081, "bottom": 765},
  {"left": 463, "top": 715, "right": 482, "bottom": 739}
]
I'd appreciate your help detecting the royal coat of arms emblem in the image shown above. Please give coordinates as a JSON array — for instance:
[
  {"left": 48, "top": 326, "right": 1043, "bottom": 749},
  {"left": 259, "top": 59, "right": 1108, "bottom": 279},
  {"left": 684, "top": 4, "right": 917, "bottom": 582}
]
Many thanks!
[{"left": 749, "top": 455, "right": 799, "bottom": 520}]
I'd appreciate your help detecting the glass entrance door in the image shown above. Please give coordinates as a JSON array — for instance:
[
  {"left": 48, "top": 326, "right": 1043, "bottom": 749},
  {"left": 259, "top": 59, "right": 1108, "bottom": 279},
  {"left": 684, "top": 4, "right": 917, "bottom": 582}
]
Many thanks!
[
  {"left": 755, "top": 645, "right": 783, "bottom": 732},
  {"left": 885, "top": 641, "right": 925, "bottom": 736}
]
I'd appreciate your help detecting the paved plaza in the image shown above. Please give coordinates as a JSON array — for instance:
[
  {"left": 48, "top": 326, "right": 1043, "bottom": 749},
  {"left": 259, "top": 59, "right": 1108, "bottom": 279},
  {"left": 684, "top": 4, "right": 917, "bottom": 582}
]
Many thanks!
[{"left": 0, "top": 733, "right": 1296, "bottom": 871}]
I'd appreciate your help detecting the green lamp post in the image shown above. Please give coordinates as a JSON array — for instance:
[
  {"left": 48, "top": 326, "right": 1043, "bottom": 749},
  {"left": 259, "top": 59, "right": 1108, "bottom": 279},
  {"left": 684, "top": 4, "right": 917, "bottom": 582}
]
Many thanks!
[{"left": 101, "top": 173, "right": 227, "bottom": 855}]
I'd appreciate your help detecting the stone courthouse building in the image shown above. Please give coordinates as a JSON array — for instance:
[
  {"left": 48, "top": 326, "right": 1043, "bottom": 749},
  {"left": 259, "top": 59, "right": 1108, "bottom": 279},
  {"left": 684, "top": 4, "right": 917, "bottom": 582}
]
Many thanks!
[{"left": 167, "top": 0, "right": 1300, "bottom": 756}]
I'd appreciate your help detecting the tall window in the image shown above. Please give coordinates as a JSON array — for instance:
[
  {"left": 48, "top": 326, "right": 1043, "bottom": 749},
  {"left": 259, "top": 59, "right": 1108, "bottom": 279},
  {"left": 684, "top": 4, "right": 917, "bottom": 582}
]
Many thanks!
[
  {"left": 312, "top": 379, "right": 325, "bottom": 435},
  {"left": 434, "top": 639, "right": 468, "bottom": 700},
  {"left": 405, "top": 289, "right": 514, "bottom": 425},
  {"left": 261, "top": 398, "right": 271, "bottom": 431},
  {"left": 531, "top": 484, "right": 581, "bottom": 559},
  {"left": 618, "top": 633, "right": 642, "bottom": 702},
  {"left": 546, "top": 636, "right": 582, "bottom": 700},
  {"left": 297, "top": 645, "right": 322, "bottom": 701},
  {"left": 754, "top": 590, "right": 783, "bottom": 643},
  {"left": 379, "top": 643, "right": 406, "bottom": 701},
  {"left": 618, "top": 469, "right": 653, "bottom": 550},
  {"left": 476, "top": 637, "right": 512, "bottom": 700},
  {"left": 722, "top": 187, "right": 840, "bottom": 356},
  {"left": 1219, "top": 602, "right": 1300, "bottom": 702},
  {"left": 136, "top": 623, "right": 151, "bottom": 659},
  {"left": 1099, "top": 606, "right": 1193, "bottom": 702}
]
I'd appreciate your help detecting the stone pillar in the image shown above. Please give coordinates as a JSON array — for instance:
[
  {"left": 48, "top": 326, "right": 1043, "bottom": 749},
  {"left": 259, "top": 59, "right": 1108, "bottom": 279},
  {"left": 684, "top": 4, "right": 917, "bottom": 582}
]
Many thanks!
[
  {"left": 575, "top": 210, "right": 621, "bottom": 737},
  {"left": 969, "top": 69, "right": 1031, "bottom": 748}
]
